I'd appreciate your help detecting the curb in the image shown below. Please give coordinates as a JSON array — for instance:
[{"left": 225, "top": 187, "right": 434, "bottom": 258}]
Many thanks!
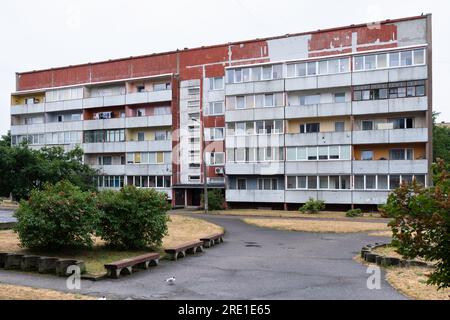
[{"left": 361, "top": 243, "right": 432, "bottom": 268}]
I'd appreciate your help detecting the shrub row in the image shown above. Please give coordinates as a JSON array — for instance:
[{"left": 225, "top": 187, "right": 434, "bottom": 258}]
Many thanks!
[{"left": 14, "top": 181, "right": 170, "bottom": 250}]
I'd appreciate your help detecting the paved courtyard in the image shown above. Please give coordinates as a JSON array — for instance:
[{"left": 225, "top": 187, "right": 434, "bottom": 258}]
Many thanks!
[{"left": 0, "top": 214, "right": 405, "bottom": 300}]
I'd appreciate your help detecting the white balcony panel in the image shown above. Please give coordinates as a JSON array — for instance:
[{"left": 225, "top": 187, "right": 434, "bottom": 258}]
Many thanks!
[
  {"left": 10, "top": 125, "right": 29, "bottom": 135},
  {"left": 389, "top": 160, "right": 428, "bottom": 174},
  {"left": 388, "top": 96, "right": 428, "bottom": 113},
  {"left": 204, "top": 90, "right": 225, "bottom": 103},
  {"left": 83, "top": 142, "right": 126, "bottom": 154},
  {"left": 126, "top": 140, "right": 172, "bottom": 153},
  {"left": 125, "top": 164, "right": 172, "bottom": 176},
  {"left": 318, "top": 102, "right": 351, "bottom": 117},
  {"left": 285, "top": 105, "right": 317, "bottom": 119},
  {"left": 285, "top": 77, "right": 317, "bottom": 91},
  {"left": 45, "top": 122, "right": 64, "bottom": 132},
  {"left": 225, "top": 109, "right": 254, "bottom": 122},
  {"left": 352, "top": 130, "right": 389, "bottom": 144},
  {"left": 253, "top": 80, "right": 284, "bottom": 94},
  {"left": 226, "top": 134, "right": 284, "bottom": 148},
  {"left": 83, "top": 118, "right": 125, "bottom": 130},
  {"left": 352, "top": 70, "right": 389, "bottom": 86},
  {"left": 147, "top": 90, "right": 172, "bottom": 103},
  {"left": 103, "top": 95, "right": 126, "bottom": 107},
  {"left": 285, "top": 161, "right": 352, "bottom": 175},
  {"left": 225, "top": 162, "right": 284, "bottom": 175},
  {"left": 353, "top": 100, "right": 389, "bottom": 115},
  {"left": 318, "top": 191, "right": 352, "bottom": 204},
  {"left": 11, "top": 103, "right": 45, "bottom": 115},
  {"left": 225, "top": 83, "right": 255, "bottom": 96},
  {"left": 63, "top": 121, "right": 83, "bottom": 131},
  {"left": 45, "top": 101, "right": 64, "bottom": 112},
  {"left": 388, "top": 65, "right": 428, "bottom": 82},
  {"left": 63, "top": 99, "right": 83, "bottom": 111},
  {"left": 389, "top": 128, "right": 428, "bottom": 143},
  {"left": 285, "top": 190, "right": 321, "bottom": 203},
  {"left": 91, "top": 165, "right": 126, "bottom": 176},
  {"left": 226, "top": 190, "right": 284, "bottom": 203},
  {"left": 26, "top": 124, "right": 46, "bottom": 134},
  {"left": 352, "top": 191, "right": 390, "bottom": 205},
  {"left": 83, "top": 97, "right": 104, "bottom": 109},
  {"left": 285, "top": 131, "right": 352, "bottom": 147},
  {"left": 254, "top": 107, "right": 285, "bottom": 120},
  {"left": 353, "top": 161, "right": 389, "bottom": 174},
  {"left": 317, "top": 73, "right": 352, "bottom": 88}
]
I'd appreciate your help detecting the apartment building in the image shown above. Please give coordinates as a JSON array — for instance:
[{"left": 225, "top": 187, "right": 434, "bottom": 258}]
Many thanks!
[{"left": 10, "top": 14, "right": 432, "bottom": 209}]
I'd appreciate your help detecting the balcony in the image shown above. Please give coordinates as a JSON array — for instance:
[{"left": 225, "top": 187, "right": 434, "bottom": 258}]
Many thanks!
[
  {"left": 285, "top": 102, "right": 351, "bottom": 119},
  {"left": 125, "top": 164, "right": 172, "bottom": 176},
  {"left": 91, "top": 165, "right": 126, "bottom": 176},
  {"left": 285, "top": 190, "right": 352, "bottom": 204},
  {"left": 226, "top": 190, "right": 285, "bottom": 203},
  {"left": 11, "top": 103, "right": 45, "bottom": 115},
  {"left": 285, "top": 131, "right": 352, "bottom": 147},
  {"left": 46, "top": 121, "right": 83, "bottom": 132},
  {"left": 225, "top": 107, "right": 284, "bottom": 122},
  {"left": 126, "top": 90, "right": 172, "bottom": 105},
  {"left": 352, "top": 128, "right": 428, "bottom": 144},
  {"left": 226, "top": 134, "right": 284, "bottom": 148},
  {"left": 353, "top": 96, "right": 428, "bottom": 115},
  {"left": 225, "top": 79, "right": 284, "bottom": 96},
  {"left": 353, "top": 160, "right": 428, "bottom": 174},
  {"left": 125, "top": 115, "right": 172, "bottom": 128},
  {"left": 83, "top": 142, "right": 127, "bottom": 154},
  {"left": 83, "top": 118, "right": 126, "bottom": 130},
  {"left": 285, "top": 161, "right": 352, "bottom": 175},
  {"left": 46, "top": 99, "right": 83, "bottom": 112},
  {"left": 125, "top": 140, "right": 172, "bottom": 153},
  {"left": 352, "top": 65, "right": 427, "bottom": 86},
  {"left": 83, "top": 95, "right": 126, "bottom": 109},
  {"left": 352, "top": 191, "right": 390, "bottom": 205},
  {"left": 225, "top": 162, "right": 284, "bottom": 175}
]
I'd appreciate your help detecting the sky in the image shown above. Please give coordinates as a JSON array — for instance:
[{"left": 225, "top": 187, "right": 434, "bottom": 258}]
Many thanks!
[{"left": 1, "top": 0, "right": 449, "bottom": 135}]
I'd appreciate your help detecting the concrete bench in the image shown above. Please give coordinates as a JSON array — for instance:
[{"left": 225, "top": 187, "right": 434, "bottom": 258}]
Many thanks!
[
  {"left": 104, "top": 253, "right": 160, "bottom": 279},
  {"left": 56, "top": 259, "right": 86, "bottom": 277},
  {"left": 21, "top": 255, "right": 41, "bottom": 271},
  {"left": 200, "top": 232, "right": 225, "bottom": 248},
  {"left": 164, "top": 241, "right": 204, "bottom": 261},
  {"left": 0, "top": 253, "right": 8, "bottom": 268},
  {"left": 38, "top": 257, "right": 59, "bottom": 274},
  {"left": 4, "top": 253, "right": 24, "bottom": 269}
]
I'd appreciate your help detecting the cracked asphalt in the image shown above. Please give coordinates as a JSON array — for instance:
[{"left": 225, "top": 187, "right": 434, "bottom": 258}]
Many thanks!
[{"left": 0, "top": 214, "right": 406, "bottom": 300}]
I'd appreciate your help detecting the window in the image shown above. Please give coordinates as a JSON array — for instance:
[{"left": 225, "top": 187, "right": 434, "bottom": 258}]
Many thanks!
[
  {"left": 300, "top": 123, "right": 320, "bottom": 134},
  {"left": 208, "top": 152, "right": 225, "bottom": 166},
  {"left": 328, "top": 59, "right": 339, "bottom": 74},
  {"left": 155, "top": 131, "right": 167, "bottom": 141},
  {"left": 209, "top": 77, "right": 224, "bottom": 90},
  {"left": 262, "top": 66, "right": 272, "bottom": 80},
  {"left": 252, "top": 67, "right": 261, "bottom": 81},
  {"left": 355, "top": 176, "right": 365, "bottom": 189},
  {"left": 391, "top": 118, "right": 414, "bottom": 129},
  {"left": 335, "top": 122, "right": 345, "bottom": 132},
  {"left": 390, "top": 175, "right": 401, "bottom": 189},
  {"left": 258, "top": 179, "right": 278, "bottom": 191},
  {"left": 154, "top": 82, "right": 171, "bottom": 91},
  {"left": 237, "top": 179, "right": 247, "bottom": 190},
  {"left": 334, "top": 93, "right": 346, "bottom": 103},
  {"left": 390, "top": 149, "right": 413, "bottom": 160},
  {"left": 354, "top": 56, "right": 364, "bottom": 71},
  {"left": 366, "top": 176, "right": 376, "bottom": 190},
  {"left": 207, "top": 101, "right": 224, "bottom": 116},
  {"left": 364, "top": 55, "right": 376, "bottom": 70},
  {"left": 319, "top": 176, "right": 329, "bottom": 189},
  {"left": 307, "top": 62, "right": 317, "bottom": 76},
  {"left": 287, "top": 177, "right": 296, "bottom": 189},
  {"left": 400, "top": 51, "right": 413, "bottom": 66},
  {"left": 236, "top": 96, "right": 245, "bottom": 109},
  {"left": 377, "top": 54, "right": 388, "bottom": 68},
  {"left": 264, "top": 94, "right": 274, "bottom": 107},
  {"left": 361, "top": 151, "right": 374, "bottom": 161},
  {"left": 362, "top": 121, "right": 374, "bottom": 131},
  {"left": 329, "top": 146, "right": 340, "bottom": 160},
  {"left": 300, "top": 95, "right": 320, "bottom": 106},
  {"left": 298, "top": 176, "right": 307, "bottom": 189},
  {"left": 414, "top": 49, "right": 425, "bottom": 65},
  {"left": 307, "top": 147, "right": 317, "bottom": 160},
  {"left": 137, "top": 132, "right": 145, "bottom": 141},
  {"left": 205, "top": 128, "right": 224, "bottom": 141},
  {"left": 378, "top": 176, "right": 388, "bottom": 190},
  {"left": 389, "top": 52, "right": 400, "bottom": 67},
  {"left": 319, "top": 60, "right": 328, "bottom": 74},
  {"left": 307, "top": 176, "right": 317, "bottom": 190}
]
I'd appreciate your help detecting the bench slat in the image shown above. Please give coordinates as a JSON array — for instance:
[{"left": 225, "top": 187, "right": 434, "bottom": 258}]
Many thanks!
[{"left": 105, "top": 253, "right": 160, "bottom": 269}]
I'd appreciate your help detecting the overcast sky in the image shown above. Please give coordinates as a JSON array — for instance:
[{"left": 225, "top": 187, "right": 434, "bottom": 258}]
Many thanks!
[{"left": 1, "top": 0, "right": 449, "bottom": 135}]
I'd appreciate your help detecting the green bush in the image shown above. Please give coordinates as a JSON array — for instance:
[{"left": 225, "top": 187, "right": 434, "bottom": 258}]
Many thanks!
[
  {"left": 299, "top": 198, "right": 325, "bottom": 214},
  {"left": 13, "top": 181, "right": 99, "bottom": 250},
  {"left": 385, "top": 159, "right": 450, "bottom": 289},
  {"left": 96, "top": 186, "right": 170, "bottom": 249},
  {"left": 202, "top": 189, "right": 225, "bottom": 211},
  {"left": 346, "top": 208, "right": 363, "bottom": 218}
]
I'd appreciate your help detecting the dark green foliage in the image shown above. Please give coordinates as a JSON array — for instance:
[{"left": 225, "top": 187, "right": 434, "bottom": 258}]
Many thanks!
[
  {"left": 346, "top": 208, "right": 363, "bottom": 218},
  {"left": 202, "top": 189, "right": 225, "bottom": 211},
  {"left": 299, "top": 198, "right": 325, "bottom": 214},
  {"left": 96, "top": 186, "right": 170, "bottom": 249},
  {"left": 433, "top": 113, "right": 450, "bottom": 163},
  {"left": 384, "top": 160, "right": 450, "bottom": 289},
  {"left": 0, "top": 140, "right": 97, "bottom": 200},
  {"left": 13, "top": 181, "right": 99, "bottom": 250}
]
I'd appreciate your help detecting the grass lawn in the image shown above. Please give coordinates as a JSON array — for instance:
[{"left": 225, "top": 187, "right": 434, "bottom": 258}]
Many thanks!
[
  {"left": 242, "top": 218, "right": 389, "bottom": 233},
  {"left": 355, "top": 252, "right": 449, "bottom": 300},
  {"left": 204, "top": 209, "right": 384, "bottom": 220},
  {"left": 0, "top": 284, "right": 95, "bottom": 300},
  {"left": 0, "top": 214, "right": 224, "bottom": 276}
]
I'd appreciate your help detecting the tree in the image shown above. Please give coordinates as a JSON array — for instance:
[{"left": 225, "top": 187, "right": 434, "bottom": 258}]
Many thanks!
[
  {"left": 0, "top": 141, "right": 97, "bottom": 200},
  {"left": 433, "top": 113, "right": 450, "bottom": 163},
  {"left": 96, "top": 186, "right": 170, "bottom": 249},
  {"left": 14, "top": 181, "right": 100, "bottom": 250},
  {"left": 384, "top": 159, "right": 450, "bottom": 289}
]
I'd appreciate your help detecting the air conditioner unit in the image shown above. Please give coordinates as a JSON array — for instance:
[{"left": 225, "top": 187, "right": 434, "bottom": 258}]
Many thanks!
[{"left": 215, "top": 167, "right": 224, "bottom": 175}]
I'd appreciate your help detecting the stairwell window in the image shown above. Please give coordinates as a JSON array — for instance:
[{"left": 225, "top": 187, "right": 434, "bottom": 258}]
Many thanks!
[{"left": 209, "top": 77, "right": 224, "bottom": 90}]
